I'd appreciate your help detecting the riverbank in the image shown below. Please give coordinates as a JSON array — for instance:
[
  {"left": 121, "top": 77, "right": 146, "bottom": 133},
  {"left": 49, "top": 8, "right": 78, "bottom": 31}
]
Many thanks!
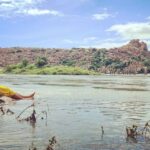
[
  {"left": 0, "top": 64, "right": 98, "bottom": 75},
  {"left": 1, "top": 66, "right": 149, "bottom": 76}
]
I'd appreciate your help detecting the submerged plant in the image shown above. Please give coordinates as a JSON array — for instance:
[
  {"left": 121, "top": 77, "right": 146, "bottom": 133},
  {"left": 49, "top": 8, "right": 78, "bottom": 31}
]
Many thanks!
[
  {"left": 126, "top": 121, "right": 150, "bottom": 142},
  {"left": 28, "top": 142, "right": 37, "bottom": 150},
  {"left": 0, "top": 106, "right": 14, "bottom": 115},
  {"left": 46, "top": 136, "right": 57, "bottom": 150},
  {"left": 18, "top": 109, "right": 36, "bottom": 124},
  {"left": 126, "top": 125, "right": 138, "bottom": 138}
]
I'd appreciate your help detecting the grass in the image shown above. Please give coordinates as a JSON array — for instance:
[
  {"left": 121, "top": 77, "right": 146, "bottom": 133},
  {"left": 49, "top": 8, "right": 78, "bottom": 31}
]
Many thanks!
[
  {"left": 0, "top": 68, "right": 3, "bottom": 74},
  {"left": 1, "top": 64, "right": 99, "bottom": 75}
]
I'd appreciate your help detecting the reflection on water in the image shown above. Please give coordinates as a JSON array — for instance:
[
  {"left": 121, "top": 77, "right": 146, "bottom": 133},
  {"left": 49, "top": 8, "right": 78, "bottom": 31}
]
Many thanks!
[{"left": 0, "top": 75, "right": 150, "bottom": 150}]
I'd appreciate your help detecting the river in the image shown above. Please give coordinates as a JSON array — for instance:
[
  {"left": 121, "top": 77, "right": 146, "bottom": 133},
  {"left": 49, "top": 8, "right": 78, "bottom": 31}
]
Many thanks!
[{"left": 0, "top": 75, "right": 150, "bottom": 150}]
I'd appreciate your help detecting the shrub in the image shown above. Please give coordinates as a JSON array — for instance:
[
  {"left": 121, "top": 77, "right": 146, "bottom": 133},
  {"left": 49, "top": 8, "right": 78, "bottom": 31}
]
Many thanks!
[
  {"left": 61, "top": 59, "right": 76, "bottom": 66},
  {"left": 144, "top": 59, "right": 150, "bottom": 67},
  {"left": 4, "top": 65, "right": 13, "bottom": 72},
  {"left": 21, "top": 59, "right": 28, "bottom": 67},
  {"left": 111, "top": 60, "right": 127, "bottom": 70},
  {"left": 4, "top": 65, "right": 17, "bottom": 72},
  {"left": 35, "top": 57, "right": 48, "bottom": 67},
  {"left": 91, "top": 49, "right": 106, "bottom": 70},
  {"left": 26, "top": 64, "right": 35, "bottom": 69}
]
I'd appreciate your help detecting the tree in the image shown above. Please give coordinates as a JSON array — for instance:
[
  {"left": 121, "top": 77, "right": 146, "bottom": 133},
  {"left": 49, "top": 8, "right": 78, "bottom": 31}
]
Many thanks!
[
  {"left": 35, "top": 57, "right": 48, "bottom": 67},
  {"left": 21, "top": 59, "right": 28, "bottom": 67},
  {"left": 144, "top": 59, "right": 150, "bottom": 67},
  {"left": 90, "top": 49, "right": 106, "bottom": 70},
  {"left": 61, "top": 59, "right": 76, "bottom": 66}
]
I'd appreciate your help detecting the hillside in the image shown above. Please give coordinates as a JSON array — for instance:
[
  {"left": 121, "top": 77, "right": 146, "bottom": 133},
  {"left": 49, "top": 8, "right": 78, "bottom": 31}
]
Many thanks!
[{"left": 0, "top": 39, "right": 150, "bottom": 74}]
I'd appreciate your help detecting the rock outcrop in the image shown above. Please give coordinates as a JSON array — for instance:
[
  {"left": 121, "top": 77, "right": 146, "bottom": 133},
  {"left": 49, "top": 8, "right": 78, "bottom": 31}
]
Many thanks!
[{"left": 129, "top": 39, "right": 148, "bottom": 51}]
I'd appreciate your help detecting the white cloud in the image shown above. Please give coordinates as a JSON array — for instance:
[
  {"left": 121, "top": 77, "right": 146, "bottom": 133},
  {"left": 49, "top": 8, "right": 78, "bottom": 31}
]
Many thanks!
[
  {"left": 63, "top": 37, "right": 127, "bottom": 49},
  {"left": 0, "top": 0, "right": 42, "bottom": 9},
  {"left": 80, "top": 39, "right": 127, "bottom": 49},
  {"left": 63, "top": 37, "right": 97, "bottom": 45},
  {"left": 62, "top": 37, "right": 150, "bottom": 50},
  {"left": 17, "top": 8, "right": 63, "bottom": 16},
  {"left": 91, "top": 41, "right": 127, "bottom": 49},
  {"left": 19, "top": 9, "right": 51, "bottom": 16},
  {"left": 107, "top": 22, "right": 150, "bottom": 39},
  {"left": 0, "top": 0, "right": 63, "bottom": 17},
  {"left": 92, "top": 12, "right": 112, "bottom": 20},
  {"left": 79, "top": 39, "right": 149, "bottom": 50}
]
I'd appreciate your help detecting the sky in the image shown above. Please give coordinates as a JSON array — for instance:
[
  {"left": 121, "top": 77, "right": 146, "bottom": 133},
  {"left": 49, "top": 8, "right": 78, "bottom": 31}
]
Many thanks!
[{"left": 0, "top": 0, "right": 150, "bottom": 49}]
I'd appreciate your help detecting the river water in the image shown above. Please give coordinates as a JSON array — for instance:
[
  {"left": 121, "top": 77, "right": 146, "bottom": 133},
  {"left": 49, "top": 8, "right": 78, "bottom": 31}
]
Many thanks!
[{"left": 0, "top": 75, "right": 150, "bottom": 150}]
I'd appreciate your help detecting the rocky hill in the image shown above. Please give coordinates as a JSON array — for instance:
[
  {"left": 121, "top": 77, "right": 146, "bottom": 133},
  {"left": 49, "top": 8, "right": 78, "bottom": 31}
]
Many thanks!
[{"left": 0, "top": 39, "right": 150, "bottom": 74}]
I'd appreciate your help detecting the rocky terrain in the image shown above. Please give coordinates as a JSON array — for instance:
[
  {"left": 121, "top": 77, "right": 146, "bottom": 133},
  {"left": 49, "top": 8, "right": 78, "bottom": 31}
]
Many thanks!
[{"left": 0, "top": 39, "right": 150, "bottom": 74}]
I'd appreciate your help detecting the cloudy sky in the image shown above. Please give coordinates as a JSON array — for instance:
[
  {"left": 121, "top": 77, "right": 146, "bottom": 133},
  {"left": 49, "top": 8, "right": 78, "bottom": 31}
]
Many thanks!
[{"left": 0, "top": 0, "right": 150, "bottom": 48}]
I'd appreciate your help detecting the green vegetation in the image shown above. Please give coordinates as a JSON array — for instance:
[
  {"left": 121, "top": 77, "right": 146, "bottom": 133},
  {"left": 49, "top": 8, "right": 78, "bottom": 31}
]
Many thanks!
[
  {"left": 0, "top": 57, "right": 97, "bottom": 75},
  {"left": 35, "top": 57, "right": 48, "bottom": 67},
  {"left": 21, "top": 59, "right": 28, "bottom": 67},
  {"left": 110, "top": 60, "right": 127, "bottom": 70},
  {"left": 90, "top": 49, "right": 106, "bottom": 70},
  {"left": 1, "top": 62, "right": 98, "bottom": 75},
  {"left": 143, "top": 59, "right": 150, "bottom": 73},
  {"left": 0, "top": 68, "right": 3, "bottom": 74},
  {"left": 144, "top": 59, "right": 150, "bottom": 67},
  {"left": 90, "top": 49, "right": 127, "bottom": 71},
  {"left": 61, "top": 59, "right": 76, "bottom": 66}
]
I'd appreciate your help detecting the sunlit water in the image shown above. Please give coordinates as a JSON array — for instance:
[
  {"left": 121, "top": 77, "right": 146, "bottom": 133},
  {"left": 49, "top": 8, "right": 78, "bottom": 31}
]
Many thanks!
[{"left": 0, "top": 75, "right": 150, "bottom": 150}]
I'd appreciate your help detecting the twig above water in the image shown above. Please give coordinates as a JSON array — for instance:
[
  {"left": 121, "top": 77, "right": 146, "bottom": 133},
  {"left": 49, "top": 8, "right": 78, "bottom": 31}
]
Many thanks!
[
  {"left": 0, "top": 107, "right": 5, "bottom": 115},
  {"left": 16, "top": 103, "right": 34, "bottom": 119}
]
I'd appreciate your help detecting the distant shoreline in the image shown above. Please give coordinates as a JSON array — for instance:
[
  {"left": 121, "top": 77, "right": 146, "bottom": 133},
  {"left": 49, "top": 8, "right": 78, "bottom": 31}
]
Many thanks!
[
  {"left": 0, "top": 67, "right": 149, "bottom": 76},
  {"left": 0, "top": 65, "right": 98, "bottom": 75},
  {"left": 0, "top": 40, "right": 150, "bottom": 74}
]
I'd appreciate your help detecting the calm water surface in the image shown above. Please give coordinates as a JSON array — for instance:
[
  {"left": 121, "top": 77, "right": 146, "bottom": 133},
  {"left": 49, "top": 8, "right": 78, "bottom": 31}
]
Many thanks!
[{"left": 0, "top": 75, "right": 150, "bottom": 150}]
